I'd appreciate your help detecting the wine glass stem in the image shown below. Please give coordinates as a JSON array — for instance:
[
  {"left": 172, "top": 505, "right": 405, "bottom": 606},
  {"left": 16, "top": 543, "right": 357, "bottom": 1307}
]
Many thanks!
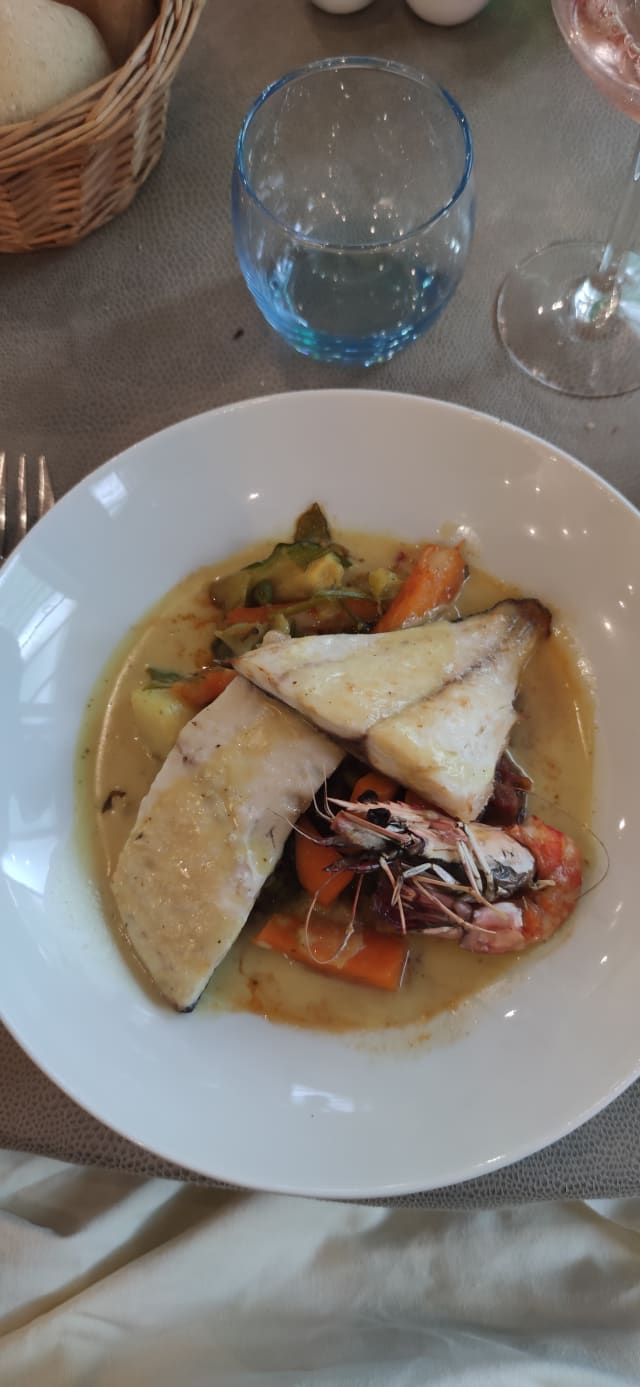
[
  {"left": 600, "top": 130, "right": 640, "bottom": 279},
  {"left": 573, "top": 132, "right": 640, "bottom": 329}
]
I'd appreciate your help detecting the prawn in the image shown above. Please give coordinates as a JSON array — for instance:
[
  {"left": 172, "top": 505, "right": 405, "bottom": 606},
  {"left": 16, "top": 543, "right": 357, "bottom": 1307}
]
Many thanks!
[{"left": 321, "top": 798, "right": 583, "bottom": 955}]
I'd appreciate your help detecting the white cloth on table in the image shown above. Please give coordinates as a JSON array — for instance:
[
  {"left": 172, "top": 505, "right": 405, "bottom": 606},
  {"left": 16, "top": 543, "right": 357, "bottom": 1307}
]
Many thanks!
[{"left": 1, "top": 1151, "right": 639, "bottom": 1385}]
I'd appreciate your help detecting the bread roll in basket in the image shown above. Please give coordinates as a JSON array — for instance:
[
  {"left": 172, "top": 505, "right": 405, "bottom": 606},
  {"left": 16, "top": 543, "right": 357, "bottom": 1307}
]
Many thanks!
[{"left": 0, "top": 0, "right": 206, "bottom": 252}]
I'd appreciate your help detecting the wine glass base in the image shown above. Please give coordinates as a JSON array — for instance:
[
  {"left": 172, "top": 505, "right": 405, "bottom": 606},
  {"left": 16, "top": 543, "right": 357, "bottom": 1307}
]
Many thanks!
[{"left": 497, "top": 240, "right": 640, "bottom": 398}]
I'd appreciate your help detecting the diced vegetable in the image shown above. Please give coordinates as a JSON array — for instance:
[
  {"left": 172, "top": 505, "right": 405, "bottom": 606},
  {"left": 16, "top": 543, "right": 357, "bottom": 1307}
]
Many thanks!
[
  {"left": 303, "top": 552, "right": 345, "bottom": 592},
  {"left": 173, "top": 668, "right": 236, "bottom": 710},
  {"left": 294, "top": 502, "right": 333, "bottom": 546},
  {"left": 375, "top": 544, "right": 466, "bottom": 632},
  {"left": 368, "top": 568, "right": 400, "bottom": 605},
  {"left": 212, "top": 621, "right": 273, "bottom": 659},
  {"left": 255, "top": 913, "right": 409, "bottom": 991},
  {"left": 135, "top": 669, "right": 236, "bottom": 751},
  {"left": 211, "top": 540, "right": 349, "bottom": 611},
  {"left": 295, "top": 815, "right": 354, "bottom": 905},
  {"left": 251, "top": 580, "right": 274, "bottom": 605},
  {"left": 146, "top": 667, "right": 187, "bottom": 688},
  {"left": 220, "top": 595, "right": 377, "bottom": 649},
  {"left": 352, "top": 771, "right": 399, "bottom": 802},
  {"left": 131, "top": 687, "right": 192, "bottom": 761}
]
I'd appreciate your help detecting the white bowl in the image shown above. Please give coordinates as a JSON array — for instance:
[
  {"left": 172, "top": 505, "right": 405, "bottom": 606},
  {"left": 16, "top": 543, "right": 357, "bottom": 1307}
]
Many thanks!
[{"left": 0, "top": 390, "right": 638, "bottom": 1199}]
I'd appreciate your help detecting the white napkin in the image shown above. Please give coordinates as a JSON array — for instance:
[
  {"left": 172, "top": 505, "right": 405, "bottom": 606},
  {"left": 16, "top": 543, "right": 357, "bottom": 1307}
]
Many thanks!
[{"left": 1, "top": 1151, "right": 639, "bottom": 1385}]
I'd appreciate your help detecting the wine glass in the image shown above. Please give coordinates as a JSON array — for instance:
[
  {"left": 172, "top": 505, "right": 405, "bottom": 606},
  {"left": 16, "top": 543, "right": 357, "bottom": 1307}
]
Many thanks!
[{"left": 498, "top": 1, "right": 640, "bottom": 397}]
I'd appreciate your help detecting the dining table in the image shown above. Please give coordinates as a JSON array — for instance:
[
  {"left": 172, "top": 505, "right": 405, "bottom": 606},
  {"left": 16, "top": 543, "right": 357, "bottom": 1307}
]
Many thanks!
[{"left": 1, "top": 1, "right": 640, "bottom": 1382}]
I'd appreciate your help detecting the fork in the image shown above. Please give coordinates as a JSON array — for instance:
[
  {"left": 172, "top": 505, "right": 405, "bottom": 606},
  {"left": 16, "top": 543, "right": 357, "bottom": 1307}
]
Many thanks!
[{"left": 0, "top": 453, "right": 55, "bottom": 563}]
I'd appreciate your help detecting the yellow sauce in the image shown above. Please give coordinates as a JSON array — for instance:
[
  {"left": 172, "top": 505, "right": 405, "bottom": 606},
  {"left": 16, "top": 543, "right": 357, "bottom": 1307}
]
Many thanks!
[{"left": 77, "top": 532, "right": 595, "bottom": 1032}]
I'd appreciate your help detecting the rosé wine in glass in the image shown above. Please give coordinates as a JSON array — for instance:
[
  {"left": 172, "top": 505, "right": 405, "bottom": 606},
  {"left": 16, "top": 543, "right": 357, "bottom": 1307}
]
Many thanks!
[
  {"left": 561, "top": 0, "right": 640, "bottom": 115},
  {"left": 498, "top": 0, "right": 640, "bottom": 396}
]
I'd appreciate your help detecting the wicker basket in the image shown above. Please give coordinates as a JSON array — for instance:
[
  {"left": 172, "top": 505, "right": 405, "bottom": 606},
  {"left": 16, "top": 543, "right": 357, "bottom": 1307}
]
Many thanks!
[{"left": 0, "top": 0, "right": 207, "bottom": 252}]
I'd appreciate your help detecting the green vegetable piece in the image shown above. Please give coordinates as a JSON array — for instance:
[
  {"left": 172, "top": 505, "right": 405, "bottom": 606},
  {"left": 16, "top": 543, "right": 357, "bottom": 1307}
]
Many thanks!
[
  {"left": 146, "top": 667, "right": 188, "bottom": 689},
  {"left": 250, "top": 540, "right": 335, "bottom": 572},
  {"left": 212, "top": 622, "right": 267, "bottom": 660},
  {"left": 210, "top": 569, "right": 254, "bottom": 611},
  {"left": 294, "top": 502, "right": 333, "bottom": 546},
  {"left": 313, "top": 586, "right": 373, "bottom": 601},
  {"left": 212, "top": 608, "right": 292, "bottom": 659},
  {"left": 212, "top": 541, "right": 349, "bottom": 609},
  {"left": 210, "top": 505, "right": 354, "bottom": 612},
  {"left": 251, "top": 579, "right": 273, "bottom": 605}
]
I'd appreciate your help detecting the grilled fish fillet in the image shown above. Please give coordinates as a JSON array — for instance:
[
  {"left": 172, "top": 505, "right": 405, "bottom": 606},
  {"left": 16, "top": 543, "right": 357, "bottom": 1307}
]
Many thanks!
[
  {"left": 111, "top": 680, "right": 341, "bottom": 1011},
  {"left": 236, "top": 599, "right": 550, "bottom": 820},
  {"left": 367, "top": 632, "right": 538, "bottom": 820},
  {"left": 235, "top": 612, "right": 512, "bottom": 741}
]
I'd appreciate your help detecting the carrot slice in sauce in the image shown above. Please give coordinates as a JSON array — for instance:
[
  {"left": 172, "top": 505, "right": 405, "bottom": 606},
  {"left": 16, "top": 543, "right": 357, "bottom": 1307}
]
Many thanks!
[
  {"left": 295, "top": 816, "right": 354, "bottom": 905},
  {"left": 173, "top": 668, "right": 236, "bottom": 709},
  {"left": 375, "top": 543, "right": 466, "bottom": 632},
  {"left": 351, "top": 771, "right": 399, "bottom": 802},
  {"left": 255, "top": 913, "right": 409, "bottom": 992}
]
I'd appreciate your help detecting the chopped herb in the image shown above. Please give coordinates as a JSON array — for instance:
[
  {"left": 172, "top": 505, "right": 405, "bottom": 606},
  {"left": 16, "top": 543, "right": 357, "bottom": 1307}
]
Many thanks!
[{"left": 145, "top": 667, "right": 188, "bottom": 688}]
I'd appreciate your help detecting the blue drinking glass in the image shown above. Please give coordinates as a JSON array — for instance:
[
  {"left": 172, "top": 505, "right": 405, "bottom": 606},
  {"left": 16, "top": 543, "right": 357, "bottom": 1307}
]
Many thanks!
[{"left": 232, "top": 56, "right": 475, "bottom": 367}]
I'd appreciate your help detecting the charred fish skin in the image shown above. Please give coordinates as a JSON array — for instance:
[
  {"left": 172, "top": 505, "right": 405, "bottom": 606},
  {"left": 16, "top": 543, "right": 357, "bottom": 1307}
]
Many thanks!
[{"left": 111, "top": 680, "right": 342, "bottom": 1012}]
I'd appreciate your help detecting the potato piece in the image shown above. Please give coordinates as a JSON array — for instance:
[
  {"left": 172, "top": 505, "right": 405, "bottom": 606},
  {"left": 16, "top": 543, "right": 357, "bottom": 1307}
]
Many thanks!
[
  {"left": 131, "top": 687, "right": 192, "bottom": 762},
  {"left": 304, "top": 552, "right": 344, "bottom": 592}
]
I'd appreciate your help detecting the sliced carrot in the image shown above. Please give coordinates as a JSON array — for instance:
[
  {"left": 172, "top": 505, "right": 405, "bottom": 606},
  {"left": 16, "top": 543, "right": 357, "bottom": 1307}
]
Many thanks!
[
  {"left": 255, "top": 913, "right": 409, "bottom": 992},
  {"left": 295, "top": 816, "right": 354, "bottom": 906},
  {"left": 352, "top": 771, "right": 399, "bottom": 803},
  {"left": 375, "top": 543, "right": 466, "bottom": 633},
  {"left": 174, "top": 668, "right": 236, "bottom": 709}
]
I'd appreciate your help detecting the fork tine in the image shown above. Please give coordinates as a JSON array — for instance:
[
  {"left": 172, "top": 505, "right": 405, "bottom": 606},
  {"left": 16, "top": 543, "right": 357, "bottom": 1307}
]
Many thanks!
[
  {"left": 0, "top": 453, "right": 54, "bottom": 564},
  {"left": 0, "top": 453, "right": 5, "bottom": 562},
  {"left": 16, "top": 455, "right": 27, "bottom": 544},
  {"left": 38, "top": 455, "right": 54, "bottom": 519}
]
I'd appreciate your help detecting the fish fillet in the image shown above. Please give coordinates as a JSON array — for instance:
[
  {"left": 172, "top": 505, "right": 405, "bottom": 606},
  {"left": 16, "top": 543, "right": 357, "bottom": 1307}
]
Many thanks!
[
  {"left": 235, "top": 604, "right": 535, "bottom": 741},
  {"left": 367, "top": 633, "right": 537, "bottom": 820},
  {"left": 111, "top": 680, "right": 341, "bottom": 1011},
  {"left": 236, "top": 600, "right": 550, "bottom": 820}
]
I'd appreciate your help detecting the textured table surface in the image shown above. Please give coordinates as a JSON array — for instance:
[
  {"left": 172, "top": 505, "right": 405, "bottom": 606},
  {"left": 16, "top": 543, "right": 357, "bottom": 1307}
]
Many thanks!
[{"left": 1, "top": 0, "right": 639, "bottom": 1206}]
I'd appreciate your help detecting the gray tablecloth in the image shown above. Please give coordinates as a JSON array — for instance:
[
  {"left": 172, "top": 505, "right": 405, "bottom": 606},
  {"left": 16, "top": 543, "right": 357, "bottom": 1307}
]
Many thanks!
[{"left": 1, "top": 0, "right": 639, "bottom": 1207}]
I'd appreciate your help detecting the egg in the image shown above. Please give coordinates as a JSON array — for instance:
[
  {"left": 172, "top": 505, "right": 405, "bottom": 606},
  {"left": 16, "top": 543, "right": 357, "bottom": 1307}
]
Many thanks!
[
  {"left": 311, "top": 0, "right": 375, "bottom": 12},
  {"left": 405, "top": 0, "right": 490, "bottom": 22}
]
